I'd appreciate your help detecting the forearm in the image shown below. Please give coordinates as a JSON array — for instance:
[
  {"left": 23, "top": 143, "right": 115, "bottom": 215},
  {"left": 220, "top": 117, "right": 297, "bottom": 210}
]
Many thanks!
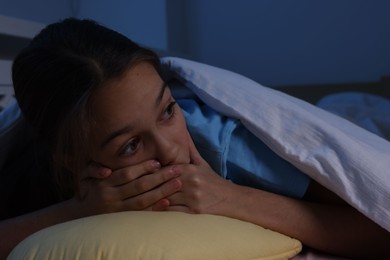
[
  {"left": 0, "top": 199, "right": 84, "bottom": 259},
  {"left": 225, "top": 184, "right": 390, "bottom": 259}
]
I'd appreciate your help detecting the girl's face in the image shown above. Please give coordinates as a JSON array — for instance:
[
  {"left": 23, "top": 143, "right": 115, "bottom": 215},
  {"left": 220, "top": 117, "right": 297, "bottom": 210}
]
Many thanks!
[{"left": 88, "top": 62, "right": 191, "bottom": 170}]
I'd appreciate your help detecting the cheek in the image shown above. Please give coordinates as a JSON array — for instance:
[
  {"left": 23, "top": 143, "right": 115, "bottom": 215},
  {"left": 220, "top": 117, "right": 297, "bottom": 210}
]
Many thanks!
[
  {"left": 175, "top": 110, "right": 191, "bottom": 153},
  {"left": 86, "top": 137, "right": 128, "bottom": 169},
  {"left": 87, "top": 145, "right": 112, "bottom": 168},
  {"left": 90, "top": 149, "right": 139, "bottom": 170}
]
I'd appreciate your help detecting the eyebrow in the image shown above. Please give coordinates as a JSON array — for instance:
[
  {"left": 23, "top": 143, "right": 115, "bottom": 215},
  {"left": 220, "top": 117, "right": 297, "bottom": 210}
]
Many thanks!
[{"left": 100, "top": 82, "right": 168, "bottom": 148}]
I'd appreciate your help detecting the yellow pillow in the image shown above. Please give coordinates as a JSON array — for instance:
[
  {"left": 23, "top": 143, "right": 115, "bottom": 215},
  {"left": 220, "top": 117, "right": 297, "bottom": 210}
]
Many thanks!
[{"left": 8, "top": 211, "right": 301, "bottom": 260}]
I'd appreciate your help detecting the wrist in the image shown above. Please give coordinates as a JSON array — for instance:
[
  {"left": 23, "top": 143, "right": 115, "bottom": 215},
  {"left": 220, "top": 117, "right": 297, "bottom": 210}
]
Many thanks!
[{"left": 48, "top": 197, "right": 94, "bottom": 223}]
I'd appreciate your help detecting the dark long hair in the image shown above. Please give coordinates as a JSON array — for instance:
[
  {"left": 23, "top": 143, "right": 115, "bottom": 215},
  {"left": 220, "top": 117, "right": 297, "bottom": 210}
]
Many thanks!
[{"left": 12, "top": 18, "right": 161, "bottom": 197}]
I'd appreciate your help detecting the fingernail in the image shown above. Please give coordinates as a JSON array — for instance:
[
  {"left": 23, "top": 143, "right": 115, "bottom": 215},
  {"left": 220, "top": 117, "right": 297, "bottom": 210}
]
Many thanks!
[
  {"left": 98, "top": 169, "right": 105, "bottom": 178},
  {"left": 170, "top": 165, "right": 180, "bottom": 177},
  {"left": 100, "top": 168, "right": 111, "bottom": 178},
  {"left": 171, "top": 179, "right": 182, "bottom": 189},
  {"left": 152, "top": 160, "right": 161, "bottom": 169}
]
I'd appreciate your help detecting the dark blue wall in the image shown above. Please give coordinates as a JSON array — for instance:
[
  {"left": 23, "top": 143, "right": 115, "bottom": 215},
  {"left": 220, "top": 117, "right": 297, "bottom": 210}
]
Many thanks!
[
  {"left": 78, "top": 0, "right": 168, "bottom": 51},
  {"left": 0, "top": 0, "right": 74, "bottom": 23},
  {"left": 171, "top": 0, "right": 390, "bottom": 86},
  {"left": 2, "top": 0, "right": 389, "bottom": 86}
]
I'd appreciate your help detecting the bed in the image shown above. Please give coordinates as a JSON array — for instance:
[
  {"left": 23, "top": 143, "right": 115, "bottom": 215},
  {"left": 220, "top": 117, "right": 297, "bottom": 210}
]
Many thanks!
[{"left": 1, "top": 57, "right": 390, "bottom": 259}]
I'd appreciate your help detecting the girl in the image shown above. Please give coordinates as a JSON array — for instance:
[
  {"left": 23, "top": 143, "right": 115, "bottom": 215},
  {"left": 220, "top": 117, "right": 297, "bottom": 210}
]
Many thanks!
[{"left": 1, "top": 18, "right": 389, "bottom": 259}]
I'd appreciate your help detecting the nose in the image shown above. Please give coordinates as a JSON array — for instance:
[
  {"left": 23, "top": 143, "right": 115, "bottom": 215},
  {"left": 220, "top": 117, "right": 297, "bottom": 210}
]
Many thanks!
[{"left": 152, "top": 132, "right": 179, "bottom": 166}]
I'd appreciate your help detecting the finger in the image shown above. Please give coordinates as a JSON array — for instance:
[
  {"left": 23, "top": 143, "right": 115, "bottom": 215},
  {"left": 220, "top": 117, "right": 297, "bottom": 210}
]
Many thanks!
[
  {"left": 166, "top": 205, "right": 193, "bottom": 214},
  {"left": 187, "top": 131, "right": 204, "bottom": 165},
  {"left": 150, "top": 199, "right": 170, "bottom": 211},
  {"left": 163, "top": 191, "right": 186, "bottom": 208},
  {"left": 118, "top": 165, "right": 181, "bottom": 198},
  {"left": 109, "top": 160, "right": 161, "bottom": 186},
  {"left": 123, "top": 178, "right": 182, "bottom": 210},
  {"left": 81, "top": 162, "right": 112, "bottom": 180}
]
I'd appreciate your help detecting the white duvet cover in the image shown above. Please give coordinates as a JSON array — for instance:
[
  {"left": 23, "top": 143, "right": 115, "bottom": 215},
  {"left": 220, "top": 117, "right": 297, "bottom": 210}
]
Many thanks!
[{"left": 161, "top": 57, "right": 390, "bottom": 232}]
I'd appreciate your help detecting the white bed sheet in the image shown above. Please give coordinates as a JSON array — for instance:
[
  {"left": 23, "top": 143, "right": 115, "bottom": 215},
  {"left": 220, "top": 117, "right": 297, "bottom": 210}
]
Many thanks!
[{"left": 161, "top": 57, "right": 390, "bottom": 232}]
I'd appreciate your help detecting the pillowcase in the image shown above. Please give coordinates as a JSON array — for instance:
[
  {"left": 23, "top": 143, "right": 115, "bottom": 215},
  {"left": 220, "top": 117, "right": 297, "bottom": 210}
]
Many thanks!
[{"left": 8, "top": 211, "right": 302, "bottom": 260}]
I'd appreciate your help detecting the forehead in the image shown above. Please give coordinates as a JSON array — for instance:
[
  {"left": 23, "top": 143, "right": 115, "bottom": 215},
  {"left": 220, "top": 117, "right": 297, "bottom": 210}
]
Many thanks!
[{"left": 89, "top": 62, "right": 164, "bottom": 130}]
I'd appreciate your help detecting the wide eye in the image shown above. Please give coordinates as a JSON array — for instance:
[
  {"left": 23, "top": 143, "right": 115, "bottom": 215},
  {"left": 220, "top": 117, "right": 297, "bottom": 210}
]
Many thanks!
[
  {"left": 120, "top": 138, "right": 140, "bottom": 156},
  {"left": 162, "top": 101, "right": 177, "bottom": 120}
]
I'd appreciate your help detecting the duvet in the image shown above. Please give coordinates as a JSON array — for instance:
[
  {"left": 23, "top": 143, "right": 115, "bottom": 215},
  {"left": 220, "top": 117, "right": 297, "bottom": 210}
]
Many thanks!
[{"left": 161, "top": 57, "right": 390, "bottom": 233}]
